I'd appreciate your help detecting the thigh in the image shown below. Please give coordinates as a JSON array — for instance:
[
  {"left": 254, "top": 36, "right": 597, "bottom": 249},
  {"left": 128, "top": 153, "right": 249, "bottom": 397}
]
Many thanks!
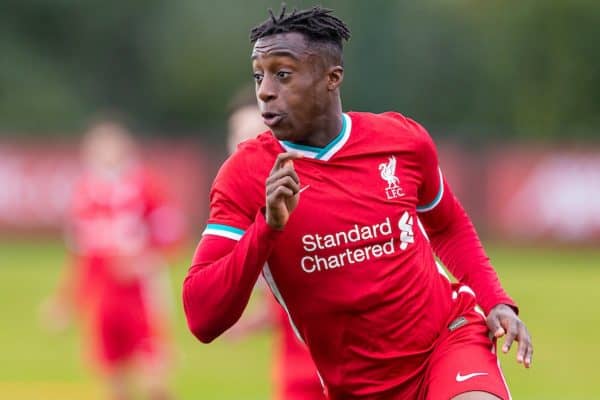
[
  {"left": 424, "top": 311, "right": 511, "bottom": 400},
  {"left": 98, "top": 293, "right": 151, "bottom": 363}
]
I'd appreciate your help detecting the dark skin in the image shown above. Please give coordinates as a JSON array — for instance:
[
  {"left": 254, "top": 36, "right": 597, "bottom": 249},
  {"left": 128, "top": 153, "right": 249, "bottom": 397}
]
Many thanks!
[
  {"left": 252, "top": 32, "right": 532, "bottom": 399},
  {"left": 252, "top": 32, "right": 344, "bottom": 147},
  {"left": 252, "top": 32, "right": 344, "bottom": 230}
]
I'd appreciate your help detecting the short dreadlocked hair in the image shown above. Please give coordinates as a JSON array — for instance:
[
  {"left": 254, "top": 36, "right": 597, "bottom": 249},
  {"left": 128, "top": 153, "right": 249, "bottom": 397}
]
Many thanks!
[{"left": 250, "top": 5, "right": 350, "bottom": 62}]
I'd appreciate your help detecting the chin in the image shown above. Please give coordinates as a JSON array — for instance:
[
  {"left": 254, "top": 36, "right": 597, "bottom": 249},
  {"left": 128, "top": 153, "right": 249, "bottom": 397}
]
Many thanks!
[{"left": 271, "top": 127, "right": 294, "bottom": 141}]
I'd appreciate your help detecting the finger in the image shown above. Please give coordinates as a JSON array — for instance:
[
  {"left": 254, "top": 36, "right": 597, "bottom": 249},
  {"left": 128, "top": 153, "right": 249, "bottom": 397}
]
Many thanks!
[
  {"left": 516, "top": 327, "right": 533, "bottom": 367},
  {"left": 267, "top": 176, "right": 301, "bottom": 194},
  {"left": 494, "top": 326, "right": 506, "bottom": 338},
  {"left": 266, "top": 176, "right": 301, "bottom": 196},
  {"left": 266, "top": 165, "right": 300, "bottom": 186},
  {"left": 486, "top": 315, "right": 505, "bottom": 339},
  {"left": 271, "top": 152, "right": 303, "bottom": 173},
  {"left": 267, "top": 186, "right": 295, "bottom": 203},
  {"left": 515, "top": 326, "right": 528, "bottom": 364},
  {"left": 525, "top": 340, "right": 534, "bottom": 368},
  {"left": 502, "top": 319, "right": 519, "bottom": 354}
]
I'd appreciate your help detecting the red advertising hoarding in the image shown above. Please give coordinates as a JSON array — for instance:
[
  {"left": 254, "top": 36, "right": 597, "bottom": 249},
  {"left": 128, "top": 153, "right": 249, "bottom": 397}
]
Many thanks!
[
  {"left": 0, "top": 140, "right": 209, "bottom": 237},
  {"left": 486, "top": 148, "right": 600, "bottom": 243},
  {"left": 2, "top": 140, "right": 598, "bottom": 244}
]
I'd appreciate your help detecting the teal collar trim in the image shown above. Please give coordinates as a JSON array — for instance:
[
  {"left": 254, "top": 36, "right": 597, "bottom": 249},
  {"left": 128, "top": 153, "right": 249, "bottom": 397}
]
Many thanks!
[{"left": 279, "top": 113, "right": 352, "bottom": 161}]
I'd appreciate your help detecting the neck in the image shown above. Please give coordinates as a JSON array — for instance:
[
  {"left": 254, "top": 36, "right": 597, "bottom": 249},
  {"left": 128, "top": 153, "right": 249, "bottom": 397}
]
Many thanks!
[{"left": 298, "top": 101, "right": 343, "bottom": 148}]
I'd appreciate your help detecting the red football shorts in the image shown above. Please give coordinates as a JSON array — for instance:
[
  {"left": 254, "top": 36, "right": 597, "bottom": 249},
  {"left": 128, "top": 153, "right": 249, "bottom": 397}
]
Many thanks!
[
  {"left": 91, "top": 289, "right": 157, "bottom": 372},
  {"left": 324, "top": 286, "right": 512, "bottom": 399},
  {"left": 422, "top": 288, "right": 511, "bottom": 400}
]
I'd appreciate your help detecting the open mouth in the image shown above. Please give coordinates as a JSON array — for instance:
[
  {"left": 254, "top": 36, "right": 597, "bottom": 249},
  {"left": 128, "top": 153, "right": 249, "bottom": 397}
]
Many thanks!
[{"left": 261, "top": 112, "right": 284, "bottom": 127}]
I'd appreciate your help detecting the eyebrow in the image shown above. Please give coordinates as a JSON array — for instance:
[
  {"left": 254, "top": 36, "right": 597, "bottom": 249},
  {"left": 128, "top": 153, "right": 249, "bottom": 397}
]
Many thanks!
[{"left": 251, "top": 49, "right": 301, "bottom": 61}]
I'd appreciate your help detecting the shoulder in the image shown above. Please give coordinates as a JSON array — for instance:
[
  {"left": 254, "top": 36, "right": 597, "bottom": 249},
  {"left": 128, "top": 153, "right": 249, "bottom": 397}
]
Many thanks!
[
  {"left": 217, "top": 131, "right": 276, "bottom": 182},
  {"left": 350, "top": 111, "right": 428, "bottom": 135},
  {"left": 70, "top": 174, "right": 92, "bottom": 209},
  {"left": 208, "top": 131, "right": 278, "bottom": 224},
  {"left": 212, "top": 131, "right": 278, "bottom": 198},
  {"left": 72, "top": 171, "right": 101, "bottom": 201},
  {"left": 235, "top": 130, "right": 278, "bottom": 159},
  {"left": 128, "top": 165, "right": 171, "bottom": 203},
  {"left": 375, "top": 111, "right": 429, "bottom": 135},
  {"left": 129, "top": 164, "right": 162, "bottom": 186},
  {"left": 347, "top": 111, "right": 433, "bottom": 152}
]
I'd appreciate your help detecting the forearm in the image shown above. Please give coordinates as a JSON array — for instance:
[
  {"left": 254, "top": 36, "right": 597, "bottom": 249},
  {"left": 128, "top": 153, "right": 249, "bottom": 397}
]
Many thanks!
[
  {"left": 421, "top": 182, "right": 516, "bottom": 314},
  {"left": 53, "top": 256, "right": 79, "bottom": 306},
  {"left": 183, "top": 211, "right": 281, "bottom": 343}
]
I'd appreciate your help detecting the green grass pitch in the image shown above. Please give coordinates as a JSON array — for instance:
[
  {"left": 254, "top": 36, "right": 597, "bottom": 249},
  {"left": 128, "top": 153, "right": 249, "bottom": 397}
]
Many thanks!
[{"left": 1, "top": 239, "right": 598, "bottom": 399}]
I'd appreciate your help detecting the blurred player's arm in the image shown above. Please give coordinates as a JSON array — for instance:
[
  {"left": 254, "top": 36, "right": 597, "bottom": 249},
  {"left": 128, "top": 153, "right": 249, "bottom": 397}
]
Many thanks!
[
  {"left": 40, "top": 194, "right": 84, "bottom": 333},
  {"left": 223, "top": 285, "right": 275, "bottom": 341},
  {"left": 144, "top": 171, "right": 187, "bottom": 255},
  {"left": 39, "top": 256, "right": 78, "bottom": 333}
]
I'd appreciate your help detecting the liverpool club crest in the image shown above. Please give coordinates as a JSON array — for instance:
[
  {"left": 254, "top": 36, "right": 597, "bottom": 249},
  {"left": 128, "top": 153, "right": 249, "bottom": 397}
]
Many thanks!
[{"left": 379, "top": 156, "right": 404, "bottom": 200}]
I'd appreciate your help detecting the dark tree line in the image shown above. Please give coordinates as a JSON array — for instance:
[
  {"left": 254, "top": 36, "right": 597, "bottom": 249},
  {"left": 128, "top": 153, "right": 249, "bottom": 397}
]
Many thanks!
[{"left": 1, "top": 0, "right": 598, "bottom": 143}]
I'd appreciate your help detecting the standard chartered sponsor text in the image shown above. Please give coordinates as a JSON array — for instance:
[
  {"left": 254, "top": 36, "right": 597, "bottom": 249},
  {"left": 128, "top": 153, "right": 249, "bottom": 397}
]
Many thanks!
[{"left": 301, "top": 217, "right": 396, "bottom": 273}]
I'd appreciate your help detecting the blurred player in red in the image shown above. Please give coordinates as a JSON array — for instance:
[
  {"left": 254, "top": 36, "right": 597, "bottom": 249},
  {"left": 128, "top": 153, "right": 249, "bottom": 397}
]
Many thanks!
[
  {"left": 43, "top": 118, "right": 183, "bottom": 400},
  {"left": 226, "top": 87, "right": 324, "bottom": 400}
]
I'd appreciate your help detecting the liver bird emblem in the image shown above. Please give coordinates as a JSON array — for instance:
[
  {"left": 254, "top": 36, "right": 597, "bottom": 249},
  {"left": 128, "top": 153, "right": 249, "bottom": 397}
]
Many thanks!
[{"left": 379, "top": 156, "right": 400, "bottom": 189}]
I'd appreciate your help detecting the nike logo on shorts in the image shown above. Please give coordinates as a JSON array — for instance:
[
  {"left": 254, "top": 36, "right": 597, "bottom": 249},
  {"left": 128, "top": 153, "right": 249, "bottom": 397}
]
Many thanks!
[{"left": 455, "top": 372, "right": 488, "bottom": 382}]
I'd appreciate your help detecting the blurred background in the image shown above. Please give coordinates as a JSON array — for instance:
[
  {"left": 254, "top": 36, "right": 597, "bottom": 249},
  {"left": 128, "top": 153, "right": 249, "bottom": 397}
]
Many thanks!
[{"left": 1, "top": 0, "right": 599, "bottom": 399}]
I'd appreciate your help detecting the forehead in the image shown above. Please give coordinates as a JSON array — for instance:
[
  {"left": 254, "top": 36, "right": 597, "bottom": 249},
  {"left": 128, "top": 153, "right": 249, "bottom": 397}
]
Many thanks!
[{"left": 251, "top": 32, "right": 312, "bottom": 61}]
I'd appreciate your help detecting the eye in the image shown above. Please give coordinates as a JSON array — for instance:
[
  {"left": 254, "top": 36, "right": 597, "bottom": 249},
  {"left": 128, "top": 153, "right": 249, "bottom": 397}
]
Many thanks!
[
  {"left": 276, "top": 71, "right": 291, "bottom": 80},
  {"left": 253, "top": 73, "right": 263, "bottom": 83}
]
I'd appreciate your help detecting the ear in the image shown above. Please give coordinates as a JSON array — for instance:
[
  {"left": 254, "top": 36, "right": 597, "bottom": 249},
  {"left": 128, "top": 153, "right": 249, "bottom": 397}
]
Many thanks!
[{"left": 327, "top": 66, "right": 344, "bottom": 91}]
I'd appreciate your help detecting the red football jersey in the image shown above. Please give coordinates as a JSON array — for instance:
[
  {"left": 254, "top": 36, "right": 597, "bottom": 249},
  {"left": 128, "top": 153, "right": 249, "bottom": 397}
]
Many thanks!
[
  {"left": 68, "top": 164, "right": 181, "bottom": 299},
  {"left": 68, "top": 165, "right": 181, "bottom": 257},
  {"left": 184, "top": 112, "right": 515, "bottom": 397}
]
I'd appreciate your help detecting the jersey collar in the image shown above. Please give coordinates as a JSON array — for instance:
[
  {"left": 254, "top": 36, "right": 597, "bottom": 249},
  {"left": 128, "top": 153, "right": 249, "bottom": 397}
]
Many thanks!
[{"left": 278, "top": 113, "right": 352, "bottom": 161}]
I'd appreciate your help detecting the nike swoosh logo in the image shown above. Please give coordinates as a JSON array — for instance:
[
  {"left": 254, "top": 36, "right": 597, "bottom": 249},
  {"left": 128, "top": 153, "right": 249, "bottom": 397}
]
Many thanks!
[
  {"left": 299, "top": 185, "right": 311, "bottom": 194},
  {"left": 455, "top": 372, "right": 488, "bottom": 382}
]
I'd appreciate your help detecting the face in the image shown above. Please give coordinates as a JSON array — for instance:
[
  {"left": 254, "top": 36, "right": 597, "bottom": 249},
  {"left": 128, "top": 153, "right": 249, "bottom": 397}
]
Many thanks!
[
  {"left": 227, "top": 104, "right": 267, "bottom": 155},
  {"left": 251, "top": 32, "right": 341, "bottom": 142},
  {"left": 82, "top": 122, "right": 135, "bottom": 173}
]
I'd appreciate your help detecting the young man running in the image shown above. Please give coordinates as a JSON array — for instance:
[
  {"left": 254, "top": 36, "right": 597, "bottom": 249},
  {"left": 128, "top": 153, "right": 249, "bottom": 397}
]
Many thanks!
[{"left": 184, "top": 6, "right": 532, "bottom": 399}]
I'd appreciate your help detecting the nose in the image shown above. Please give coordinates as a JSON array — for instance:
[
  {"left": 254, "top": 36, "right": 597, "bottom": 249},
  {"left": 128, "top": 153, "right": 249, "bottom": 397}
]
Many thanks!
[{"left": 257, "top": 75, "right": 277, "bottom": 103}]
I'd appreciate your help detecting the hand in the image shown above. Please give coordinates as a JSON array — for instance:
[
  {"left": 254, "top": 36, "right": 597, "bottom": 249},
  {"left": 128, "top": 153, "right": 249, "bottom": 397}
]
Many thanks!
[
  {"left": 265, "top": 152, "right": 302, "bottom": 230},
  {"left": 487, "top": 304, "right": 533, "bottom": 368},
  {"left": 111, "top": 252, "right": 161, "bottom": 283},
  {"left": 39, "top": 296, "right": 72, "bottom": 333}
]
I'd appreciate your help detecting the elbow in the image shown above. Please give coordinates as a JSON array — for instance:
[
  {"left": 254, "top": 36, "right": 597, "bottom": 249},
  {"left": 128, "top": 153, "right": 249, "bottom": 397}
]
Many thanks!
[
  {"left": 184, "top": 304, "right": 238, "bottom": 344},
  {"left": 182, "top": 279, "right": 227, "bottom": 344},
  {"left": 183, "top": 298, "right": 222, "bottom": 344},
  {"left": 188, "top": 320, "right": 219, "bottom": 344}
]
